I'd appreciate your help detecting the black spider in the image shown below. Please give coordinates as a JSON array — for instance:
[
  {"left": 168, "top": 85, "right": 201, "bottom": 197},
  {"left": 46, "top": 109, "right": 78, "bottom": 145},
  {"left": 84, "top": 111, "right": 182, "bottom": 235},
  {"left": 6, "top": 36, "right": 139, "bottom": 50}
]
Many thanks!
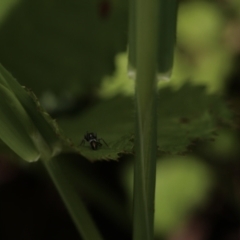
[{"left": 80, "top": 132, "right": 108, "bottom": 150}]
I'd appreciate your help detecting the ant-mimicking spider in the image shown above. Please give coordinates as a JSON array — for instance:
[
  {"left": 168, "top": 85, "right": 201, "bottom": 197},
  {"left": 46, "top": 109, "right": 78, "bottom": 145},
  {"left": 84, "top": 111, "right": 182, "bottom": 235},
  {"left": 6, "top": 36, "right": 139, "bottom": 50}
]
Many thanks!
[{"left": 80, "top": 132, "right": 108, "bottom": 150}]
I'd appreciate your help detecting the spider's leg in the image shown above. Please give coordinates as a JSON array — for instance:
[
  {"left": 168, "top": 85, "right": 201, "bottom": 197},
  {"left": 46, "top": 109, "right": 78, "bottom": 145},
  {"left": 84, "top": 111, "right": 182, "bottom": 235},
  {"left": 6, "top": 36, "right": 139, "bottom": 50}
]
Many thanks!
[
  {"left": 99, "top": 138, "right": 108, "bottom": 147},
  {"left": 80, "top": 139, "right": 85, "bottom": 146}
]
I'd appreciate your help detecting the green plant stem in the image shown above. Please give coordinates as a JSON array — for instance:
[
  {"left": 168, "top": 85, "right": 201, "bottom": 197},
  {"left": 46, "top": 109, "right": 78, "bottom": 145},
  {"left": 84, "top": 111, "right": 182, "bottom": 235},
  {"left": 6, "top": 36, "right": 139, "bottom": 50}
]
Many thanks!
[
  {"left": 133, "top": 0, "right": 158, "bottom": 239},
  {"left": 42, "top": 157, "right": 104, "bottom": 240},
  {"left": 128, "top": 0, "right": 136, "bottom": 77},
  {"left": 157, "top": 0, "right": 178, "bottom": 75}
]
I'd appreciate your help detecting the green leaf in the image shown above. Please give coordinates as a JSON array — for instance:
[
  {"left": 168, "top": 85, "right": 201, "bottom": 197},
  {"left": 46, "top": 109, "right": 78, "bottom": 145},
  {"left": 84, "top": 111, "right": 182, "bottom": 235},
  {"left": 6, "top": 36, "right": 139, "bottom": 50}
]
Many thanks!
[
  {"left": 0, "top": 0, "right": 128, "bottom": 96},
  {"left": 58, "top": 97, "right": 134, "bottom": 161},
  {"left": 157, "top": 84, "right": 228, "bottom": 153},
  {"left": 0, "top": 64, "right": 61, "bottom": 160},
  {"left": 58, "top": 83, "right": 232, "bottom": 161},
  {"left": 0, "top": 84, "right": 40, "bottom": 161},
  {"left": 0, "top": 64, "right": 61, "bottom": 158}
]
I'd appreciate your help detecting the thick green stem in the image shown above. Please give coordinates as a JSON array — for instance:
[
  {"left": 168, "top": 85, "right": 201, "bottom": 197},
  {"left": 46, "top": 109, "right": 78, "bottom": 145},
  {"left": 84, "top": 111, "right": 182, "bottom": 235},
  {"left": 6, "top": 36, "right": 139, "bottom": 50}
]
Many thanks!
[{"left": 133, "top": 0, "right": 158, "bottom": 239}]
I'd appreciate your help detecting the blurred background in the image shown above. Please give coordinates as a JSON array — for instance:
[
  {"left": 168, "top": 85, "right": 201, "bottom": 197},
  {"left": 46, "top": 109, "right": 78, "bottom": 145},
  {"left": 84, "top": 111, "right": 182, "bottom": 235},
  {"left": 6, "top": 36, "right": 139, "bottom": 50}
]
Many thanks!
[{"left": 1, "top": 0, "right": 240, "bottom": 239}]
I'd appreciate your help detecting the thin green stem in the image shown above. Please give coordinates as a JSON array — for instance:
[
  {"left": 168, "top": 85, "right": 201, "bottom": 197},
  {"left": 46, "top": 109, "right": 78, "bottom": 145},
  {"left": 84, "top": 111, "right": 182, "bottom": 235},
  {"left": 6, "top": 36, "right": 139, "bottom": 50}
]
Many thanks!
[
  {"left": 128, "top": 0, "right": 137, "bottom": 79},
  {"left": 42, "top": 157, "right": 104, "bottom": 240},
  {"left": 157, "top": 0, "right": 178, "bottom": 77}
]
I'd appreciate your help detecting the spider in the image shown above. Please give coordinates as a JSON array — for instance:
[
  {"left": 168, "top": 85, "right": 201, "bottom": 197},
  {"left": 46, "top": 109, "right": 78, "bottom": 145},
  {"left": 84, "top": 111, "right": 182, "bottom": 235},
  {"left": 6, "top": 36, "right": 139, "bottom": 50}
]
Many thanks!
[{"left": 80, "top": 132, "right": 108, "bottom": 150}]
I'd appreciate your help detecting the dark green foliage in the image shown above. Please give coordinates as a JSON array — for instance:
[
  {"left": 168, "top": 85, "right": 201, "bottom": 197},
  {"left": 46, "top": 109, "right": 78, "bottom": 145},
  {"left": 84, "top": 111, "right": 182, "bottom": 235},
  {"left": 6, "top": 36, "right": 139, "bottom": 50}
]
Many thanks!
[
  {"left": 0, "top": 1, "right": 232, "bottom": 161},
  {"left": 0, "top": 1, "right": 238, "bottom": 240},
  {"left": 0, "top": 0, "right": 128, "bottom": 96}
]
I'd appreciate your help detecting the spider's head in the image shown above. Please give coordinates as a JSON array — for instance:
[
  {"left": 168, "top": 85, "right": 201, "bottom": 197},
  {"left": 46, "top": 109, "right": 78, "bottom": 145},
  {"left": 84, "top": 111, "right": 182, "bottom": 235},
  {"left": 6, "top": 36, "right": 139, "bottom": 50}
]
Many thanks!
[{"left": 85, "top": 132, "right": 97, "bottom": 142}]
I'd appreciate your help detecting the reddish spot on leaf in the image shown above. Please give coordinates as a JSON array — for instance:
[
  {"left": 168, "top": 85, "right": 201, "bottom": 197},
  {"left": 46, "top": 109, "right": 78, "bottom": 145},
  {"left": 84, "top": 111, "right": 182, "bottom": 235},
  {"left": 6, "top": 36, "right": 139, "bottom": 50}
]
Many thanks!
[
  {"left": 179, "top": 117, "right": 190, "bottom": 124},
  {"left": 98, "top": 0, "right": 111, "bottom": 19}
]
